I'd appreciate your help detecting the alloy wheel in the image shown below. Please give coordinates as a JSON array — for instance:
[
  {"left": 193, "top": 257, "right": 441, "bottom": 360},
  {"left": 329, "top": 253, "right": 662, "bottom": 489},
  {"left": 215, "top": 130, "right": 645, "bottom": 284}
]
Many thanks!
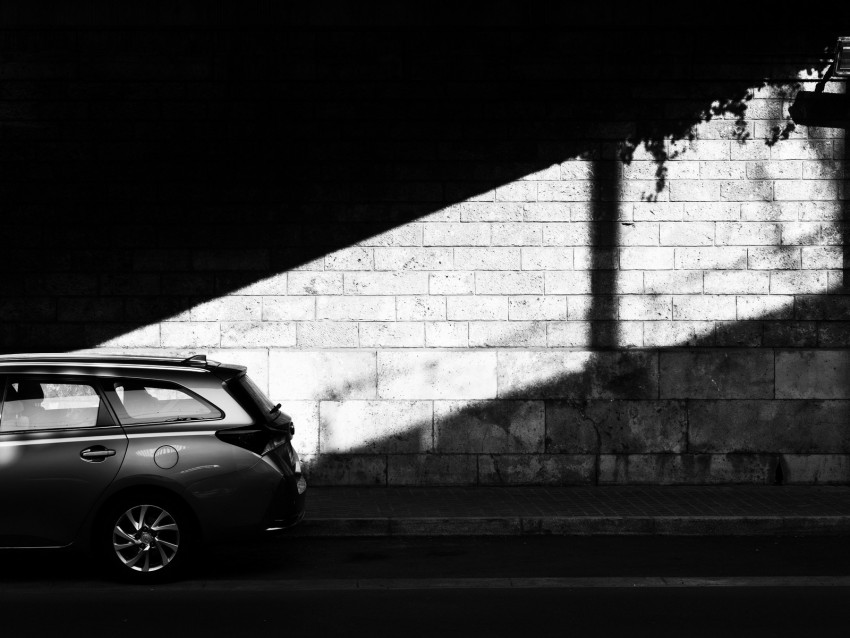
[{"left": 112, "top": 504, "right": 181, "bottom": 573}]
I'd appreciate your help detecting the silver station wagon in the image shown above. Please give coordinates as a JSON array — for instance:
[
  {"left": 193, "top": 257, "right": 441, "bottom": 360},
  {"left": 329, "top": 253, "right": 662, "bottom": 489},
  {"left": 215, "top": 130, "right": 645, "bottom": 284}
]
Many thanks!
[{"left": 0, "top": 353, "right": 306, "bottom": 580}]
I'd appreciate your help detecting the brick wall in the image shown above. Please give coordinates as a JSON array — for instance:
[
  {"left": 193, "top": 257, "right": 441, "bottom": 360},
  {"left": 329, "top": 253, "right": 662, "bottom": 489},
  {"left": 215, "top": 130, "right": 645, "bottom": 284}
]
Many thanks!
[{"left": 0, "top": 6, "right": 848, "bottom": 485}]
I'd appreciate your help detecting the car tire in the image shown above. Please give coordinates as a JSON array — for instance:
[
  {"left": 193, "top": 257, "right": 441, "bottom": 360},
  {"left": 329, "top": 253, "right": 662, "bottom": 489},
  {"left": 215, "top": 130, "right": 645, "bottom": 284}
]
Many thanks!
[{"left": 97, "top": 495, "right": 196, "bottom": 582}]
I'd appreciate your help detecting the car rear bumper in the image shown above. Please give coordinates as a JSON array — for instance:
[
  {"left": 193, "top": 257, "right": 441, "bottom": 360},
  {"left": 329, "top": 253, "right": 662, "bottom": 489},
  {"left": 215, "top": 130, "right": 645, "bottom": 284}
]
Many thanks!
[{"left": 264, "top": 473, "right": 307, "bottom": 532}]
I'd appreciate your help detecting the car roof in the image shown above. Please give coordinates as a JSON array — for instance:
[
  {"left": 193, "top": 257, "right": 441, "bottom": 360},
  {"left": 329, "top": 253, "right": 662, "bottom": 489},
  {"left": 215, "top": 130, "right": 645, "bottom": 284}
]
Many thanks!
[{"left": 0, "top": 353, "right": 244, "bottom": 377}]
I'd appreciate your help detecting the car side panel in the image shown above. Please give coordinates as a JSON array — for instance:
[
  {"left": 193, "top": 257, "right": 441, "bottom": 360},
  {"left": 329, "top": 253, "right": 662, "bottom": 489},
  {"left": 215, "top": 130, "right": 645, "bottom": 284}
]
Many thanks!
[
  {"left": 109, "top": 429, "right": 280, "bottom": 539},
  {"left": 0, "top": 425, "right": 128, "bottom": 547}
]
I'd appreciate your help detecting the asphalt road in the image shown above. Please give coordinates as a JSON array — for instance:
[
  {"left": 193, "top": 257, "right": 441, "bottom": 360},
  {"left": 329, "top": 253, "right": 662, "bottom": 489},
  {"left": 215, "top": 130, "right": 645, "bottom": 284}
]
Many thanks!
[{"left": 3, "top": 536, "right": 850, "bottom": 636}]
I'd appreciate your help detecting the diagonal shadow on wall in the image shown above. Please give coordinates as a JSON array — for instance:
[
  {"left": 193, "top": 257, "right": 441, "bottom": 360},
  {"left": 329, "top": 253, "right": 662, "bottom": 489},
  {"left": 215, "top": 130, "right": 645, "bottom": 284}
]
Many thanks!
[{"left": 0, "top": 6, "right": 844, "bottom": 350}]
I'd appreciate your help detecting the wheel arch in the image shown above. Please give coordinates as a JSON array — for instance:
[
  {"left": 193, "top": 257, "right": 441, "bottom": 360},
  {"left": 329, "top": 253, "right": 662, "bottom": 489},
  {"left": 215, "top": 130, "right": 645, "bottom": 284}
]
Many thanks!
[{"left": 89, "top": 483, "right": 203, "bottom": 549}]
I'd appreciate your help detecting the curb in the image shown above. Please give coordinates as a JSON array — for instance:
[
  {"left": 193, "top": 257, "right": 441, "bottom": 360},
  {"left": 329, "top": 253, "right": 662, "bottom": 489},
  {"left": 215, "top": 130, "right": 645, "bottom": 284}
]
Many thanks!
[{"left": 288, "top": 515, "right": 850, "bottom": 537}]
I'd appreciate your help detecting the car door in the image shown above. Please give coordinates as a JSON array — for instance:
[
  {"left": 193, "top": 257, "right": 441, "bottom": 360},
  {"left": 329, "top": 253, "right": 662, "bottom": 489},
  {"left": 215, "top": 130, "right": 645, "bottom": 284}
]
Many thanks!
[{"left": 0, "top": 375, "right": 128, "bottom": 547}]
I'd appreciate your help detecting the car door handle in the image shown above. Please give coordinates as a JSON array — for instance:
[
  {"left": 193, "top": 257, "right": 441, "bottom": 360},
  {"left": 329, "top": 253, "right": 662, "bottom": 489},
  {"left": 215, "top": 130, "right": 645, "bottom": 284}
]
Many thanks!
[{"left": 80, "top": 446, "right": 117, "bottom": 462}]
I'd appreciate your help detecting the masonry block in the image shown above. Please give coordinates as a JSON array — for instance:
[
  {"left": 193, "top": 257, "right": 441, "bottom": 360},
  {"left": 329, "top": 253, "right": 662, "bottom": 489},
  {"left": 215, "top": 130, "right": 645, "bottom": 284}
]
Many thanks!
[
  {"left": 478, "top": 454, "right": 595, "bottom": 485},
  {"left": 430, "top": 272, "right": 475, "bottom": 295},
  {"left": 447, "top": 296, "right": 508, "bottom": 320},
  {"left": 748, "top": 247, "right": 801, "bottom": 270},
  {"left": 423, "top": 222, "right": 490, "bottom": 246},
  {"left": 459, "top": 202, "right": 523, "bottom": 222},
  {"left": 660, "top": 222, "right": 714, "bottom": 246},
  {"left": 620, "top": 247, "right": 673, "bottom": 269},
  {"left": 690, "top": 400, "right": 850, "bottom": 454},
  {"left": 497, "top": 351, "right": 658, "bottom": 400},
  {"left": 324, "top": 247, "right": 373, "bottom": 270},
  {"left": 374, "top": 247, "right": 453, "bottom": 271},
  {"left": 191, "top": 296, "right": 261, "bottom": 321},
  {"left": 296, "top": 322, "right": 359, "bottom": 348},
  {"left": 675, "top": 247, "right": 747, "bottom": 269},
  {"left": 801, "top": 247, "right": 842, "bottom": 269},
  {"left": 716, "top": 222, "right": 780, "bottom": 245},
  {"left": 288, "top": 272, "right": 343, "bottom": 295},
  {"left": 643, "top": 321, "right": 714, "bottom": 347},
  {"left": 508, "top": 296, "right": 567, "bottom": 320},
  {"left": 644, "top": 271, "right": 703, "bottom": 294},
  {"left": 455, "top": 247, "right": 521, "bottom": 270},
  {"left": 262, "top": 296, "right": 315, "bottom": 321},
  {"left": 161, "top": 322, "right": 220, "bottom": 348},
  {"left": 770, "top": 271, "right": 827, "bottom": 295},
  {"left": 781, "top": 455, "right": 850, "bottom": 484},
  {"left": 476, "top": 271, "right": 544, "bottom": 295},
  {"left": 776, "top": 351, "right": 850, "bottom": 399},
  {"left": 618, "top": 295, "right": 672, "bottom": 320},
  {"left": 763, "top": 321, "right": 818, "bottom": 347},
  {"left": 319, "top": 400, "right": 433, "bottom": 454},
  {"left": 344, "top": 272, "right": 428, "bottom": 295},
  {"left": 545, "top": 271, "right": 592, "bottom": 295},
  {"left": 491, "top": 222, "right": 542, "bottom": 246},
  {"left": 387, "top": 454, "right": 478, "bottom": 485},
  {"left": 378, "top": 351, "right": 498, "bottom": 399},
  {"left": 425, "top": 322, "right": 469, "bottom": 347},
  {"left": 220, "top": 321, "right": 296, "bottom": 348},
  {"left": 359, "top": 322, "right": 425, "bottom": 348},
  {"left": 660, "top": 351, "right": 774, "bottom": 399},
  {"left": 703, "top": 271, "right": 768, "bottom": 294},
  {"left": 303, "top": 454, "right": 387, "bottom": 486},
  {"left": 357, "top": 224, "right": 422, "bottom": 247},
  {"left": 521, "top": 247, "right": 573, "bottom": 270},
  {"left": 736, "top": 295, "right": 793, "bottom": 320},
  {"left": 396, "top": 296, "right": 446, "bottom": 321},
  {"left": 682, "top": 202, "right": 741, "bottom": 221},
  {"left": 547, "top": 400, "right": 686, "bottom": 454},
  {"left": 599, "top": 454, "right": 775, "bottom": 484},
  {"left": 270, "top": 351, "right": 377, "bottom": 400},
  {"left": 316, "top": 296, "right": 395, "bottom": 321},
  {"left": 673, "top": 295, "right": 736, "bottom": 320},
  {"left": 434, "top": 400, "right": 544, "bottom": 453},
  {"left": 469, "top": 322, "right": 547, "bottom": 347}
]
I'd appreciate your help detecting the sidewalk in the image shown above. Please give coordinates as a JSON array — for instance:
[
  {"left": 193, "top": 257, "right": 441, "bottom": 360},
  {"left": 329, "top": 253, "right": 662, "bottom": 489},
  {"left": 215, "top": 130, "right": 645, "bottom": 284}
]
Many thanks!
[{"left": 291, "top": 485, "right": 850, "bottom": 536}]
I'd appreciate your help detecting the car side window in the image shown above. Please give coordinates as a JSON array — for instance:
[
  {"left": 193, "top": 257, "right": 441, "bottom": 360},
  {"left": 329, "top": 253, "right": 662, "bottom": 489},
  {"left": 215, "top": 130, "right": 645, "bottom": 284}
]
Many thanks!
[
  {"left": 0, "top": 380, "right": 101, "bottom": 432},
  {"left": 110, "top": 380, "right": 222, "bottom": 425}
]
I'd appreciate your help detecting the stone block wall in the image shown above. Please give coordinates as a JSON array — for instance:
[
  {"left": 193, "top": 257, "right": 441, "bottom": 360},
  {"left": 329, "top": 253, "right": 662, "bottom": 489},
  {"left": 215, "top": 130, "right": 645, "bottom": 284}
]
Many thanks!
[{"left": 0, "top": 4, "right": 848, "bottom": 484}]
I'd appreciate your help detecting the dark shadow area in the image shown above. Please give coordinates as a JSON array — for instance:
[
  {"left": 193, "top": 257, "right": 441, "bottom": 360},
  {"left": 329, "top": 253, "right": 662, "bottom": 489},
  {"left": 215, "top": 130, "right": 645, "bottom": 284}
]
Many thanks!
[
  {"left": 3, "top": 536, "right": 850, "bottom": 584},
  {"left": 589, "top": 158, "right": 620, "bottom": 348},
  {"left": 0, "top": 3, "right": 843, "bottom": 349}
]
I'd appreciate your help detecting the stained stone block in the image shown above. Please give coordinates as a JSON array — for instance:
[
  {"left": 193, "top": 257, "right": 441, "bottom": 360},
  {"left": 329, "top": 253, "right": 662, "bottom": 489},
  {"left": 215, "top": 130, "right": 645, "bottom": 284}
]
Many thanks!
[
  {"left": 689, "top": 400, "right": 850, "bottom": 453},
  {"left": 302, "top": 454, "right": 387, "bottom": 486},
  {"left": 599, "top": 454, "right": 775, "bottom": 484},
  {"left": 478, "top": 454, "right": 595, "bottom": 485},
  {"left": 659, "top": 351, "right": 773, "bottom": 399},
  {"left": 776, "top": 351, "right": 850, "bottom": 399},
  {"left": 387, "top": 454, "right": 478, "bottom": 485},
  {"left": 782, "top": 454, "right": 850, "bottom": 484},
  {"left": 434, "top": 400, "right": 545, "bottom": 453},
  {"left": 547, "top": 400, "right": 687, "bottom": 453}
]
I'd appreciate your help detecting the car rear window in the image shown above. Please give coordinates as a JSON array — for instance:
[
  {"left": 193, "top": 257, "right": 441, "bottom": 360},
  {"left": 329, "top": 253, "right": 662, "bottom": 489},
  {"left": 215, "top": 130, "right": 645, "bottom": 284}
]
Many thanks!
[
  {"left": 0, "top": 380, "right": 101, "bottom": 432},
  {"left": 110, "top": 380, "right": 222, "bottom": 425}
]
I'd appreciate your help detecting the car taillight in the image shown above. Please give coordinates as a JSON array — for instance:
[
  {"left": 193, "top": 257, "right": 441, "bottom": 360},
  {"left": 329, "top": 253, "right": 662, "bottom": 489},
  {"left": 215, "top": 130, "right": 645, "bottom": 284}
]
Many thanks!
[
  {"left": 216, "top": 426, "right": 292, "bottom": 458},
  {"left": 216, "top": 427, "right": 269, "bottom": 455}
]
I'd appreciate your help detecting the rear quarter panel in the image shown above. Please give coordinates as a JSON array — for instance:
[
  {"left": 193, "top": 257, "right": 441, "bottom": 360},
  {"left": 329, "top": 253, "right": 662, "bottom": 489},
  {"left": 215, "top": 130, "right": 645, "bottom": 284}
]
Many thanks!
[{"left": 101, "top": 370, "right": 281, "bottom": 540}]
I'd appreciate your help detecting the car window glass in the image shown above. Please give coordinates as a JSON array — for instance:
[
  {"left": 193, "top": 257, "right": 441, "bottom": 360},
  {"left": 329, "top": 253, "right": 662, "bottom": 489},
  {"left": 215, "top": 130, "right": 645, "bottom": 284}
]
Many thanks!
[
  {"left": 0, "top": 381, "right": 100, "bottom": 432},
  {"left": 113, "top": 381, "right": 219, "bottom": 424}
]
